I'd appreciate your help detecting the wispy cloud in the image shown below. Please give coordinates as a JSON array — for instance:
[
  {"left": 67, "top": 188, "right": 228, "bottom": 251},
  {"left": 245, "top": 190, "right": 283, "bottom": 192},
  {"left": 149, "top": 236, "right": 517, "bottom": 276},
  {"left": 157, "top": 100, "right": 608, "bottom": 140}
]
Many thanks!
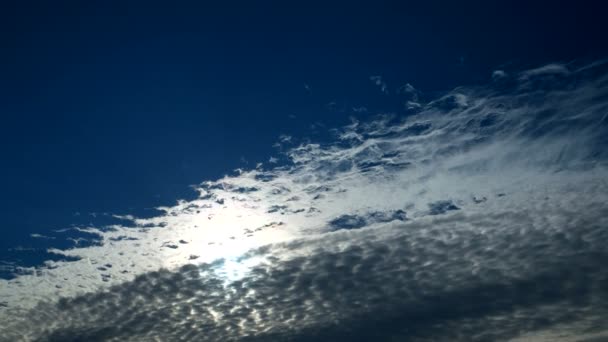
[
  {"left": 29, "top": 234, "right": 55, "bottom": 240},
  {"left": 491, "top": 69, "right": 507, "bottom": 80},
  {"left": 278, "top": 134, "right": 292, "bottom": 143},
  {"left": 370, "top": 75, "right": 389, "bottom": 94},
  {"left": 519, "top": 63, "right": 570, "bottom": 79}
]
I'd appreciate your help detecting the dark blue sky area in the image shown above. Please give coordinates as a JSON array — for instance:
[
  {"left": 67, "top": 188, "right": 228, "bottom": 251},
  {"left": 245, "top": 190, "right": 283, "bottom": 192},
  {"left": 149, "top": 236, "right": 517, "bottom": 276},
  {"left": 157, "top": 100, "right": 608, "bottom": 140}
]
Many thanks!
[{"left": 1, "top": 1, "right": 606, "bottom": 258}]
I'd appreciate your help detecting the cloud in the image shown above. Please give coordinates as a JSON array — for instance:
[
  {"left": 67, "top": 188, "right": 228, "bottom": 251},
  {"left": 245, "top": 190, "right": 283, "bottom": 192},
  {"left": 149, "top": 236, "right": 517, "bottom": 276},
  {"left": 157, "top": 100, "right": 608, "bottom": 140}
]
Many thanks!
[
  {"left": 29, "top": 234, "right": 55, "bottom": 240},
  {"left": 396, "top": 83, "right": 419, "bottom": 99},
  {"left": 491, "top": 69, "right": 507, "bottom": 80},
  {"left": 519, "top": 63, "right": 570, "bottom": 79},
  {"left": 406, "top": 100, "right": 422, "bottom": 110},
  {"left": 370, "top": 75, "right": 388, "bottom": 94},
  {"left": 397, "top": 83, "right": 423, "bottom": 110},
  {"left": 3, "top": 197, "right": 608, "bottom": 341},
  {"left": 278, "top": 134, "right": 292, "bottom": 143},
  {"left": 304, "top": 83, "right": 311, "bottom": 93},
  {"left": 427, "top": 200, "right": 459, "bottom": 215},
  {"left": 2, "top": 61, "right": 608, "bottom": 340}
]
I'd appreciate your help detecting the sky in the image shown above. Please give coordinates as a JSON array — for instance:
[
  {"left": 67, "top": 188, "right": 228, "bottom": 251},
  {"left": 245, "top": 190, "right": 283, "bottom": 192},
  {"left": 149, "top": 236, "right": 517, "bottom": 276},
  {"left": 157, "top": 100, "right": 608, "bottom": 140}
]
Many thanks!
[{"left": 1, "top": 1, "right": 608, "bottom": 341}]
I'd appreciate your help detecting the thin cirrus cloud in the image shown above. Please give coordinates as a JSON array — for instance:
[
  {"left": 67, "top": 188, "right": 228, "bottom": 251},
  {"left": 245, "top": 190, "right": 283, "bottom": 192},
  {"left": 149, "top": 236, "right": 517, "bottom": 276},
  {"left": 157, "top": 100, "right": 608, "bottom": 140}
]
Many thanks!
[
  {"left": 1, "top": 60, "right": 608, "bottom": 341},
  {"left": 518, "top": 63, "right": 571, "bottom": 79}
]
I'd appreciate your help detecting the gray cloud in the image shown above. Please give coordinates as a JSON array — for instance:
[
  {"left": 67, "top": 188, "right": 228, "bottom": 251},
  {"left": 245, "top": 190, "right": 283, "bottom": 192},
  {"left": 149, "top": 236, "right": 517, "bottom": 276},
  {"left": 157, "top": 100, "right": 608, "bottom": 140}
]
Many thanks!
[{"left": 3, "top": 198, "right": 608, "bottom": 341}]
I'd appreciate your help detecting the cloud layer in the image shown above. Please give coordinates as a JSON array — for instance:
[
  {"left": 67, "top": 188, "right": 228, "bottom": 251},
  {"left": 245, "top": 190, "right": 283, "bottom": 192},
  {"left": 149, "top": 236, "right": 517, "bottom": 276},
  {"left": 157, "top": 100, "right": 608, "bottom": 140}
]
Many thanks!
[{"left": 1, "top": 60, "right": 608, "bottom": 341}]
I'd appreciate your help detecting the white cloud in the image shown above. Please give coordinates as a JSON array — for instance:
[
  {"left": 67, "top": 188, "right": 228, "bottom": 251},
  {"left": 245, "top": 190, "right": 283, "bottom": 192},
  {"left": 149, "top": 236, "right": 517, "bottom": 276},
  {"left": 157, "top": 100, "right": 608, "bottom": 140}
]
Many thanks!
[
  {"left": 29, "top": 233, "right": 55, "bottom": 240},
  {"left": 406, "top": 100, "right": 422, "bottom": 110},
  {"left": 519, "top": 63, "right": 570, "bottom": 79}
]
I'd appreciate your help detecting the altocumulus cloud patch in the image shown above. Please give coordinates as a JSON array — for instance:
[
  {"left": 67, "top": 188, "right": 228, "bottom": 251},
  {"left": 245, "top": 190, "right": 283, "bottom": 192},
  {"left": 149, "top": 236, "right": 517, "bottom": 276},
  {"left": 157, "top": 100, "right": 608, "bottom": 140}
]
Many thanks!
[{"left": 1, "top": 61, "right": 608, "bottom": 341}]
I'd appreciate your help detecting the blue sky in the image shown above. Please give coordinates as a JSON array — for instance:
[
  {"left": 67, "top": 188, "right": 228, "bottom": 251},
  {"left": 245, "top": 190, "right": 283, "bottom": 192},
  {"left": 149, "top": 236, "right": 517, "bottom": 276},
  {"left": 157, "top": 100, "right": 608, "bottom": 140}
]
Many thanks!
[{"left": 2, "top": 2, "right": 608, "bottom": 340}]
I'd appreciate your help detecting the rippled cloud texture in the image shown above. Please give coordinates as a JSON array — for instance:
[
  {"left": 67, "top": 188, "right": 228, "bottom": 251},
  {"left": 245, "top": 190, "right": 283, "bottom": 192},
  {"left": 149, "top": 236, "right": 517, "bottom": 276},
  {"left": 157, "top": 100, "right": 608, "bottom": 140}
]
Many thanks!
[{"left": 2, "top": 61, "right": 608, "bottom": 341}]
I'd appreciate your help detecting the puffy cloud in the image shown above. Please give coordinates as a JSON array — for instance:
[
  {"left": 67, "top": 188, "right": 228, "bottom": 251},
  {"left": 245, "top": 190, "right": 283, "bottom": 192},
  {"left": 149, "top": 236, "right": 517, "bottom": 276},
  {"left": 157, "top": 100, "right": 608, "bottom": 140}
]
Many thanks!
[{"left": 3, "top": 190, "right": 608, "bottom": 341}]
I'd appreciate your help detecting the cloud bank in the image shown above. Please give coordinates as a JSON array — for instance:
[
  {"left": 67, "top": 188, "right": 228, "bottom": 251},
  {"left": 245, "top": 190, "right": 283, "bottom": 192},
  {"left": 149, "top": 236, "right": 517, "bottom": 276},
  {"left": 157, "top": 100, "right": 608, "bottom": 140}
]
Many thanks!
[{"left": 1, "top": 60, "right": 608, "bottom": 341}]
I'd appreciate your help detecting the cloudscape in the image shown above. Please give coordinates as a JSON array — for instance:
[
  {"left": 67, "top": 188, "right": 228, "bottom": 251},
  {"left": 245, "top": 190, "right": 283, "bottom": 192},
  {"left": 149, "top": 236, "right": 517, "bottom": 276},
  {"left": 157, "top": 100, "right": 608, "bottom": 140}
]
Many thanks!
[
  {"left": 1, "top": 2, "right": 608, "bottom": 342},
  {"left": 2, "top": 59, "right": 608, "bottom": 341}
]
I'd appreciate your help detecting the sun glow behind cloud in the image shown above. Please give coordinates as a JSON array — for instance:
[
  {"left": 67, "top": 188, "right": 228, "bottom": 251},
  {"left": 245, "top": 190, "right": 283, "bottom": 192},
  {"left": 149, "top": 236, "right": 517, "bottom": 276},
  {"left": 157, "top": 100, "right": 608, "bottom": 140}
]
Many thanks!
[{"left": 152, "top": 195, "right": 296, "bottom": 279}]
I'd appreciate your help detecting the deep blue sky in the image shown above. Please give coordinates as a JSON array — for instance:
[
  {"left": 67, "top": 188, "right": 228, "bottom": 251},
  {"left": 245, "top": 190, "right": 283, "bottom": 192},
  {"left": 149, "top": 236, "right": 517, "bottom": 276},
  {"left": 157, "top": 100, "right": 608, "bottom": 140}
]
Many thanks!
[{"left": 1, "top": 1, "right": 606, "bottom": 269}]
